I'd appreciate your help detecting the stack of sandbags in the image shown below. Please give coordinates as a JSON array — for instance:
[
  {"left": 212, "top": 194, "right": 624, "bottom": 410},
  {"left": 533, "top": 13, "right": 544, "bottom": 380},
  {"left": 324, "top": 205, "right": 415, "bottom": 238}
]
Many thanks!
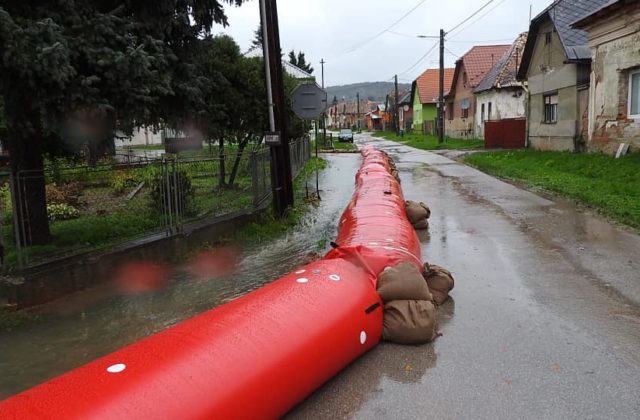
[
  {"left": 383, "top": 152, "right": 401, "bottom": 183},
  {"left": 405, "top": 200, "right": 430, "bottom": 230},
  {"left": 377, "top": 262, "right": 438, "bottom": 344},
  {"left": 423, "top": 263, "right": 454, "bottom": 305}
]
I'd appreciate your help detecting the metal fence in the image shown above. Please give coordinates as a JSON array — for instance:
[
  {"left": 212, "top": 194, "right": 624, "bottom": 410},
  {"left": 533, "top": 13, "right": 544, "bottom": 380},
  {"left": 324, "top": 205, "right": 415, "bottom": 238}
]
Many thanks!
[{"left": 0, "top": 138, "right": 318, "bottom": 272}]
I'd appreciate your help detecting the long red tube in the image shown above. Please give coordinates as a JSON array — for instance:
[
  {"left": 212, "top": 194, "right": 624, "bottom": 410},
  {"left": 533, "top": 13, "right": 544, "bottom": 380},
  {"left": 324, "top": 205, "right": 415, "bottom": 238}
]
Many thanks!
[{"left": 0, "top": 146, "right": 421, "bottom": 419}]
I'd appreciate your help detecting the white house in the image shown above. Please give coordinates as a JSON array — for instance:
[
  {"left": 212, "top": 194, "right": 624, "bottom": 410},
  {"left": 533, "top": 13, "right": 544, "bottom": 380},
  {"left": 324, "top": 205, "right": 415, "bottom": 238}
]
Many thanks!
[{"left": 473, "top": 33, "right": 528, "bottom": 138}]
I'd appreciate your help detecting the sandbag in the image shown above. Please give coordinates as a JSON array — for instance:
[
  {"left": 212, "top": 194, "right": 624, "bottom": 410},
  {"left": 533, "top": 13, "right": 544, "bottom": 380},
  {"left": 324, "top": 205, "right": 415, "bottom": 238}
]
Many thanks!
[
  {"left": 377, "top": 262, "right": 433, "bottom": 303},
  {"left": 423, "top": 263, "right": 454, "bottom": 305},
  {"left": 413, "top": 219, "right": 429, "bottom": 230},
  {"left": 382, "top": 300, "right": 438, "bottom": 344},
  {"left": 405, "top": 201, "right": 431, "bottom": 230}
]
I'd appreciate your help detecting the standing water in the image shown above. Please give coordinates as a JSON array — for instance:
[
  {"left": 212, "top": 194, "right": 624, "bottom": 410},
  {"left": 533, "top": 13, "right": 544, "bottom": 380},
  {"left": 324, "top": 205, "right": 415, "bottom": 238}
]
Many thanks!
[{"left": 0, "top": 153, "right": 361, "bottom": 399}]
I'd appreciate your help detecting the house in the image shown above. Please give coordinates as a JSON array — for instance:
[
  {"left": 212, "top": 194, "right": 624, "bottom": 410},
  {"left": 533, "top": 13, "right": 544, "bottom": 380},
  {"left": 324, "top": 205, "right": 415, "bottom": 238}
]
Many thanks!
[
  {"left": 411, "top": 68, "right": 454, "bottom": 134},
  {"left": 473, "top": 33, "right": 528, "bottom": 139},
  {"left": 572, "top": 0, "right": 640, "bottom": 154},
  {"left": 327, "top": 99, "right": 371, "bottom": 129},
  {"left": 445, "top": 45, "right": 511, "bottom": 138},
  {"left": 398, "top": 91, "right": 413, "bottom": 132},
  {"left": 517, "top": 0, "right": 609, "bottom": 151},
  {"left": 366, "top": 104, "right": 388, "bottom": 131}
]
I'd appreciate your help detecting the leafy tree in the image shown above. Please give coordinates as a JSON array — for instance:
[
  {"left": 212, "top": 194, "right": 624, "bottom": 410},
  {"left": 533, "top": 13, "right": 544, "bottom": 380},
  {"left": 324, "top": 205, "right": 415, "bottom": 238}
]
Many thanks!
[
  {"left": 0, "top": 0, "right": 244, "bottom": 245},
  {"left": 251, "top": 24, "right": 263, "bottom": 49},
  {"left": 195, "top": 35, "right": 267, "bottom": 189},
  {"left": 288, "top": 50, "right": 314, "bottom": 74}
]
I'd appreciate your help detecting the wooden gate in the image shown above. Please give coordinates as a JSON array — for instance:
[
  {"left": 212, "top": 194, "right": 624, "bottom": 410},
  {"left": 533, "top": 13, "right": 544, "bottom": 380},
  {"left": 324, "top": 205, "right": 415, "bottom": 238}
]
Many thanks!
[{"left": 484, "top": 118, "right": 526, "bottom": 149}]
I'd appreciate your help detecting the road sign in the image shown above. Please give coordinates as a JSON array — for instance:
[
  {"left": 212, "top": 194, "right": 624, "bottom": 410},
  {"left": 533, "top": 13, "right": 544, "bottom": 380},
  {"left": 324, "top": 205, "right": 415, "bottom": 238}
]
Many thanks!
[
  {"left": 291, "top": 83, "right": 327, "bottom": 119},
  {"left": 264, "top": 131, "right": 281, "bottom": 146}
]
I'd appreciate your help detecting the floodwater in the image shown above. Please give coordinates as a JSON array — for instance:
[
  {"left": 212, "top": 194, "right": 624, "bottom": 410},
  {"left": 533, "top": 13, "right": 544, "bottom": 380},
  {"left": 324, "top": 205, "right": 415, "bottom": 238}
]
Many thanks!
[
  {"left": 0, "top": 153, "right": 361, "bottom": 399},
  {"left": 288, "top": 133, "right": 640, "bottom": 419}
]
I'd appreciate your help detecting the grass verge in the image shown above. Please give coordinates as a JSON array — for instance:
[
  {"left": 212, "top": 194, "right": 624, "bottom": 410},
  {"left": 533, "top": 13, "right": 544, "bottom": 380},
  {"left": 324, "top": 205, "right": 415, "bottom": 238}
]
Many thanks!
[
  {"left": 372, "top": 130, "right": 484, "bottom": 150},
  {"left": 465, "top": 150, "right": 640, "bottom": 229}
]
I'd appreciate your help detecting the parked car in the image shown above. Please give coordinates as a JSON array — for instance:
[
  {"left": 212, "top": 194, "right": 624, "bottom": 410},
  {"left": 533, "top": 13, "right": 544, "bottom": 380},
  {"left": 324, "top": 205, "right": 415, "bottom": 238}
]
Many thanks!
[{"left": 338, "top": 129, "right": 354, "bottom": 143}]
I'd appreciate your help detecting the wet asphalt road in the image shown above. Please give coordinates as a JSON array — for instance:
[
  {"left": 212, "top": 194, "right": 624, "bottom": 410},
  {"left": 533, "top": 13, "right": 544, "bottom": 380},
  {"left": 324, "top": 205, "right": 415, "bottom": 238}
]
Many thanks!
[{"left": 288, "top": 133, "right": 640, "bottom": 419}]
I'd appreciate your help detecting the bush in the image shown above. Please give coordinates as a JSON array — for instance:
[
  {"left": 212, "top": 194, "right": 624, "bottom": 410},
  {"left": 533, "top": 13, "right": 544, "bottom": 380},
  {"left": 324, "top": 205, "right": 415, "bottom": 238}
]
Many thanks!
[
  {"left": 47, "top": 203, "right": 81, "bottom": 221},
  {"left": 150, "top": 170, "right": 193, "bottom": 216},
  {"left": 46, "top": 182, "right": 82, "bottom": 205},
  {"left": 109, "top": 170, "right": 137, "bottom": 194}
]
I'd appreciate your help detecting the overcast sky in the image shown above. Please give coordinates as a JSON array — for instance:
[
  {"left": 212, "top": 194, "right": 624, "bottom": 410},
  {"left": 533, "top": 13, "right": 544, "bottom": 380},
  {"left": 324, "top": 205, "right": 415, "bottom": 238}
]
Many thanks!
[{"left": 215, "top": 0, "right": 554, "bottom": 86}]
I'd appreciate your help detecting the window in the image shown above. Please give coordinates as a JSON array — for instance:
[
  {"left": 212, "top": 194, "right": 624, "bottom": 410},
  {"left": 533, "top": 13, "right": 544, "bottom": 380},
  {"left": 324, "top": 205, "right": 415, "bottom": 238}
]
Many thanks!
[
  {"left": 460, "top": 97, "right": 470, "bottom": 119},
  {"left": 488, "top": 102, "right": 492, "bottom": 121},
  {"left": 462, "top": 108, "right": 469, "bottom": 119},
  {"left": 544, "top": 92, "right": 558, "bottom": 123},
  {"left": 545, "top": 32, "right": 552, "bottom": 45},
  {"left": 630, "top": 70, "right": 640, "bottom": 118},
  {"left": 481, "top": 103, "right": 485, "bottom": 122}
]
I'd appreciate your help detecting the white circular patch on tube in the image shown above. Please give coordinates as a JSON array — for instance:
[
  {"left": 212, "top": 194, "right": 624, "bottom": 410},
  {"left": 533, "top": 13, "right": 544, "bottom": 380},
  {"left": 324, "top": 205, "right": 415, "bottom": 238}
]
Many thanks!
[
  {"left": 295, "top": 269, "right": 306, "bottom": 274},
  {"left": 106, "top": 363, "right": 126, "bottom": 373},
  {"left": 296, "top": 277, "right": 309, "bottom": 284},
  {"left": 369, "top": 242, "right": 379, "bottom": 246},
  {"left": 329, "top": 274, "right": 341, "bottom": 281},
  {"left": 360, "top": 331, "right": 367, "bottom": 345}
]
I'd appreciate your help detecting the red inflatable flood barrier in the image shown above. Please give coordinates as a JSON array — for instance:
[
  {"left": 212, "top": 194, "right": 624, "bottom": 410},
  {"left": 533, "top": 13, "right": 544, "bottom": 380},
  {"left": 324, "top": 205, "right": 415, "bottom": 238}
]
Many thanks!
[{"left": 0, "top": 146, "right": 421, "bottom": 419}]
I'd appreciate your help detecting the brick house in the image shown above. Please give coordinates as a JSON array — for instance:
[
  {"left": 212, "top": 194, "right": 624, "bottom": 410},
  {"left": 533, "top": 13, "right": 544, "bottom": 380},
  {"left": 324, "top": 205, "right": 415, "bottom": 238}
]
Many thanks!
[
  {"left": 445, "top": 45, "right": 510, "bottom": 138},
  {"left": 573, "top": 0, "right": 640, "bottom": 154},
  {"left": 518, "top": 0, "right": 609, "bottom": 151}
]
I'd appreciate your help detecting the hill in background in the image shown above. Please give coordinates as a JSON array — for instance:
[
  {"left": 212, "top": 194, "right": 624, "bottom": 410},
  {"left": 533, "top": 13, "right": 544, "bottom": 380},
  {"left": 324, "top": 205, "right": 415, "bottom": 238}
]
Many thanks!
[{"left": 325, "top": 82, "right": 411, "bottom": 103}]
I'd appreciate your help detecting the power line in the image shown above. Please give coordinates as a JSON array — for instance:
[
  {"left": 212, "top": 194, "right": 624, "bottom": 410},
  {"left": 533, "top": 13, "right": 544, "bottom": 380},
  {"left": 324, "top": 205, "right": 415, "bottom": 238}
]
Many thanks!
[
  {"left": 398, "top": 40, "right": 439, "bottom": 77},
  {"left": 445, "top": 37, "right": 514, "bottom": 44},
  {"left": 448, "top": 0, "right": 510, "bottom": 39},
  {"left": 339, "top": 0, "right": 429, "bottom": 55},
  {"left": 447, "top": 0, "right": 495, "bottom": 34}
]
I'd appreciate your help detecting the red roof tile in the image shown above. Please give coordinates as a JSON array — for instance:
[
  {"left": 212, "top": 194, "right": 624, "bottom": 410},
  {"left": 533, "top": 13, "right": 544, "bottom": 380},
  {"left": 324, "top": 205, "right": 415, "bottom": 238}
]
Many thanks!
[
  {"left": 460, "top": 45, "right": 511, "bottom": 88},
  {"left": 414, "top": 68, "right": 455, "bottom": 104}
]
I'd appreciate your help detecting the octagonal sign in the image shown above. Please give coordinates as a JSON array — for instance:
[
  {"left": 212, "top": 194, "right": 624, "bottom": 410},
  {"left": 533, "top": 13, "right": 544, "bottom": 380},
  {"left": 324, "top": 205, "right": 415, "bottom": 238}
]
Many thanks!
[{"left": 291, "top": 83, "right": 327, "bottom": 119}]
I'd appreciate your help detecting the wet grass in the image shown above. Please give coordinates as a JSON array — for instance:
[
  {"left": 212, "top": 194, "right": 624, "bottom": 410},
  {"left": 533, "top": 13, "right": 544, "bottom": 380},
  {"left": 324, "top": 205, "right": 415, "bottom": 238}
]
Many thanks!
[
  {"left": 465, "top": 150, "right": 640, "bottom": 229},
  {"left": 331, "top": 141, "right": 358, "bottom": 151},
  {"left": 229, "top": 157, "right": 328, "bottom": 244},
  {"left": 373, "top": 130, "right": 484, "bottom": 150}
]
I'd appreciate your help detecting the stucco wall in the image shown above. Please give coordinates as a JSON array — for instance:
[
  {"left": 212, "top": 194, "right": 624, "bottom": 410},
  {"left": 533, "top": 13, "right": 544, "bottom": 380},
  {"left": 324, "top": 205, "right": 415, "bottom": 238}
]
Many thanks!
[
  {"left": 115, "top": 126, "right": 164, "bottom": 147},
  {"left": 412, "top": 88, "right": 437, "bottom": 131},
  {"left": 475, "top": 89, "right": 526, "bottom": 138},
  {"left": 585, "top": 7, "right": 640, "bottom": 154},
  {"left": 525, "top": 16, "right": 584, "bottom": 151}
]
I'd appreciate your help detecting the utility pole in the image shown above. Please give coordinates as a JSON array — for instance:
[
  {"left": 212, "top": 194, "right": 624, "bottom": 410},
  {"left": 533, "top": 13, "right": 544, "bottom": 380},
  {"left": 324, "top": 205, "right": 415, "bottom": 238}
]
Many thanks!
[
  {"left": 356, "top": 92, "right": 360, "bottom": 132},
  {"left": 438, "top": 28, "right": 445, "bottom": 144},
  {"left": 260, "top": 0, "right": 293, "bottom": 216},
  {"left": 394, "top": 74, "right": 400, "bottom": 133},
  {"left": 320, "top": 59, "right": 326, "bottom": 142}
]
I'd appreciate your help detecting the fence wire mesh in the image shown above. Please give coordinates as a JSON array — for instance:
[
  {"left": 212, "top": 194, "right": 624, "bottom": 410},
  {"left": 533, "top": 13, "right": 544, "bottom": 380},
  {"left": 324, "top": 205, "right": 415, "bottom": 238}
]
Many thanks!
[{"left": 0, "top": 138, "right": 307, "bottom": 272}]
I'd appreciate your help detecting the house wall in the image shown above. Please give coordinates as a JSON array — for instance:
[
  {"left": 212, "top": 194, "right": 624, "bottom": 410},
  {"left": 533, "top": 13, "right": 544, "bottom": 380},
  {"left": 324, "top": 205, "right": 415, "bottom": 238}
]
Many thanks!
[
  {"left": 526, "top": 17, "right": 582, "bottom": 151},
  {"left": 584, "top": 6, "right": 640, "bottom": 154},
  {"left": 412, "top": 91, "right": 423, "bottom": 129},
  {"left": 446, "top": 61, "right": 476, "bottom": 138},
  {"left": 115, "top": 126, "right": 164, "bottom": 148},
  {"left": 475, "top": 89, "right": 526, "bottom": 138}
]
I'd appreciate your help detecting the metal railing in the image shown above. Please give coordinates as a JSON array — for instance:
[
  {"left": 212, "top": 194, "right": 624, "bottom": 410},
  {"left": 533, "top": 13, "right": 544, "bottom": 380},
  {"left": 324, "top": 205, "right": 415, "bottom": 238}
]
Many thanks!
[{"left": 0, "top": 141, "right": 291, "bottom": 271}]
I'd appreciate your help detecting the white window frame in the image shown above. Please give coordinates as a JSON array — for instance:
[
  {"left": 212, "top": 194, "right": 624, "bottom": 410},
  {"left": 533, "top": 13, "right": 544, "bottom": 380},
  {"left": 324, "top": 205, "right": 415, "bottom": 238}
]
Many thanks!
[{"left": 629, "top": 70, "right": 640, "bottom": 120}]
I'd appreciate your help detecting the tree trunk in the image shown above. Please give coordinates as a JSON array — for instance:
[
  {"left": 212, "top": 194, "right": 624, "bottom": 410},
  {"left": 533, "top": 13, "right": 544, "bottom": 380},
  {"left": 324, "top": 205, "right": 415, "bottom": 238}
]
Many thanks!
[
  {"left": 227, "top": 136, "right": 249, "bottom": 187},
  {"left": 4, "top": 92, "right": 51, "bottom": 246},
  {"left": 218, "top": 137, "right": 226, "bottom": 189}
]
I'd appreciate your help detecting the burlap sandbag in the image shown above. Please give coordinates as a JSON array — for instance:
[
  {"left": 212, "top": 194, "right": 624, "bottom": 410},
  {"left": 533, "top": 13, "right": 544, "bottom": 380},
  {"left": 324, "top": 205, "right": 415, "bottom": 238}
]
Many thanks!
[
  {"left": 405, "top": 200, "right": 427, "bottom": 224},
  {"left": 423, "top": 263, "right": 454, "bottom": 305},
  {"left": 383, "top": 300, "right": 438, "bottom": 344},
  {"left": 377, "top": 262, "right": 433, "bottom": 303},
  {"left": 413, "top": 219, "right": 429, "bottom": 230},
  {"left": 419, "top": 202, "right": 431, "bottom": 219}
]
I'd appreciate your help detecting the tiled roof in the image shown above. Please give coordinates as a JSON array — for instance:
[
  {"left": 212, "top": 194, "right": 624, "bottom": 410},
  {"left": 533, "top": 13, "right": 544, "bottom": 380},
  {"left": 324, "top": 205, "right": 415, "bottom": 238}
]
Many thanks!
[
  {"left": 398, "top": 91, "right": 412, "bottom": 105},
  {"left": 474, "top": 33, "right": 528, "bottom": 93},
  {"left": 572, "top": 0, "right": 630, "bottom": 28},
  {"left": 460, "top": 45, "right": 511, "bottom": 89},
  {"left": 413, "top": 68, "right": 455, "bottom": 104}
]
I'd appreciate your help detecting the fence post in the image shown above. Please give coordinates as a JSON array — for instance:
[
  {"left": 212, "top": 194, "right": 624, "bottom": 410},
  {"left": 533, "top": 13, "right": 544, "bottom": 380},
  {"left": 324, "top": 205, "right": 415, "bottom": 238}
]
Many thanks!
[
  {"left": 250, "top": 151, "right": 260, "bottom": 207},
  {"left": 8, "top": 172, "right": 24, "bottom": 269}
]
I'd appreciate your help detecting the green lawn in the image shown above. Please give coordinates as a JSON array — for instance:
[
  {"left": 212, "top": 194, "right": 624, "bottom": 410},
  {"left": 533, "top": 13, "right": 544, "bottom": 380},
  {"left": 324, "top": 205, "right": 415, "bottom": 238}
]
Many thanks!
[
  {"left": 465, "top": 150, "right": 640, "bottom": 229},
  {"left": 331, "top": 141, "right": 358, "bottom": 151},
  {"left": 372, "top": 131, "right": 484, "bottom": 150}
]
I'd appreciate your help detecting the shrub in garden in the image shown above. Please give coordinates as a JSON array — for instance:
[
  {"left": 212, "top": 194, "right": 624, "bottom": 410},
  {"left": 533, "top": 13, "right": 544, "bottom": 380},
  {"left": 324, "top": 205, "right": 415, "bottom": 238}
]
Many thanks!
[
  {"left": 47, "top": 203, "right": 81, "bottom": 221},
  {"left": 150, "top": 170, "right": 194, "bottom": 216},
  {"left": 109, "top": 170, "right": 139, "bottom": 194},
  {"left": 46, "top": 182, "right": 82, "bottom": 206}
]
